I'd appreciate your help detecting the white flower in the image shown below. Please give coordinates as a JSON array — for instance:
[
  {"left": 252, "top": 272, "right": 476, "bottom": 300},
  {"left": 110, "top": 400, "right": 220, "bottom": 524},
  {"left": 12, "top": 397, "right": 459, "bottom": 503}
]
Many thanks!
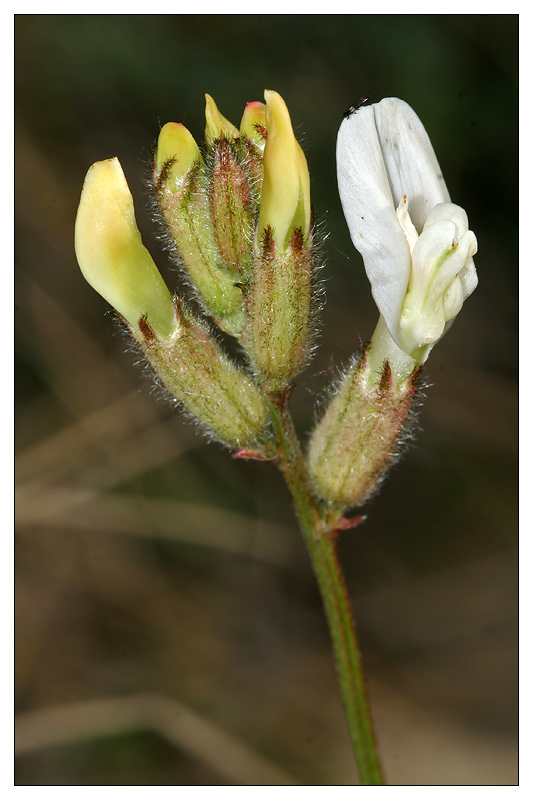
[{"left": 337, "top": 97, "right": 478, "bottom": 364}]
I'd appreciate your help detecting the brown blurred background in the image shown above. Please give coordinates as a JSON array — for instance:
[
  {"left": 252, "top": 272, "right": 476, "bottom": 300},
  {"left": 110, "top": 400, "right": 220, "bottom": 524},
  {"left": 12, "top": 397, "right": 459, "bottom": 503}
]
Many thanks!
[{"left": 15, "top": 14, "right": 518, "bottom": 785}]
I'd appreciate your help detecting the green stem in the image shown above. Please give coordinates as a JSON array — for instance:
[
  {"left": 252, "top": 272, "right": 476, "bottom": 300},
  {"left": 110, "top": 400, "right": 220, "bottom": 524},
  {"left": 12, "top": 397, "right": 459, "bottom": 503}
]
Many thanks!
[{"left": 265, "top": 390, "right": 385, "bottom": 785}]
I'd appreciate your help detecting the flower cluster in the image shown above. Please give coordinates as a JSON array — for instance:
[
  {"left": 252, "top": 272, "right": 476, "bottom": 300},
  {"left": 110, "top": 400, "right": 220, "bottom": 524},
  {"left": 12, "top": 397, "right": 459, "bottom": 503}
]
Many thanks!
[
  {"left": 73, "top": 93, "right": 479, "bottom": 787},
  {"left": 151, "top": 88, "right": 314, "bottom": 384},
  {"left": 75, "top": 90, "right": 315, "bottom": 448},
  {"left": 75, "top": 93, "right": 478, "bottom": 513}
]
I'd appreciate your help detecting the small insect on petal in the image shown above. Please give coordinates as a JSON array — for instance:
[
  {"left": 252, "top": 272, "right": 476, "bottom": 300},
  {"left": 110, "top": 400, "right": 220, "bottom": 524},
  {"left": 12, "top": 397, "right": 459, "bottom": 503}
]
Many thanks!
[{"left": 342, "top": 96, "right": 370, "bottom": 119}]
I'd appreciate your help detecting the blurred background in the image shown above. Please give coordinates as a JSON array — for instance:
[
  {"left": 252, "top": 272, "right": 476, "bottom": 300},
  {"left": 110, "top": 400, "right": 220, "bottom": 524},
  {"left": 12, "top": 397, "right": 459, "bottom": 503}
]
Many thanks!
[{"left": 15, "top": 14, "right": 518, "bottom": 786}]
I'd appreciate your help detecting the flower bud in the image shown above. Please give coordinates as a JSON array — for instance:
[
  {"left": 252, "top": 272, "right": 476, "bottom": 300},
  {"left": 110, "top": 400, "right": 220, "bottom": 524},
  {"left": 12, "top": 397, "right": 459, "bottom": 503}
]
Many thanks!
[
  {"left": 154, "top": 123, "right": 245, "bottom": 337},
  {"left": 155, "top": 122, "right": 201, "bottom": 186},
  {"left": 208, "top": 138, "right": 256, "bottom": 281},
  {"left": 138, "top": 297, "right": 270, "bottom": 449},
  {"left": 245, "top": 90, "right": 314, "bottom": 389},
  {"left": 256, "top": 90, "right": 311, "bottom": 250},
  {"left": 240, "top": 101, "right": 267, "bottom": 150},
  {"left": 203, "top": 96, "right": 265, "bottom": 280},
  {"left": 307, "top": 341, "right": 420, "bottom": 510},
  {"left": 75, "top": 158, "right": 176, "bottom": 339},
  {"left": 204, "top": 93, "right": 240, "bottom": 145}
]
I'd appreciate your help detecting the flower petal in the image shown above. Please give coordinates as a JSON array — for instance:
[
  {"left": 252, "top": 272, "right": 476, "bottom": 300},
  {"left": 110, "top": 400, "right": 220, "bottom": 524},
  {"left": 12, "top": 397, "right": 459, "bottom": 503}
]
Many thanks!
[
  {"left": 410, "top": 219, "right": 457, "bottom": 297},
  {"left": 75, "top": 158, "right": 176, "bottom": 338},
  {"left": 424, "top": 202, "right": 469, "bottom": 237},
  {"left": 373, "top": 98, "right": 450, "bottom": 232},
  {"left": 240, "top": 101, "right": 267, "bottom": 148},
  {"left": 458, "top": 254, "right": 478, "bottom": 300},
  {"left": 399, "top": 221, "right": 477, "bottom": 356},
  {"left": 204, "top": 94, "right": 240, "bottom": 144},
  {"left": 257, "top": 90, "right": 310, "bottom": 250},
  {"left": 155, "top": 122, "right": 202, "bottom": 188},
  {"left": 337, "top": 104, "right": 412, "bottom": 343}
]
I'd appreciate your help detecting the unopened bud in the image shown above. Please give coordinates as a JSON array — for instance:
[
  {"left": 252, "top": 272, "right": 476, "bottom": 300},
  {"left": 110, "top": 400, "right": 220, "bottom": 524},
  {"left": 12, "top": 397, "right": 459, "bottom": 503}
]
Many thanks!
[
  {"left": 307, "top": 346, "right": 420, "bottom": 509},
  {"left": 75, "top": 158, "right": 176, "bottom": 339},
  {"left": 245, "top": 90, "right": 314, "bottom": 389},
  {"left": 205, "top": 93, "right": 240, "bottom": 145},
  {"left": 208, "top": 138, "right": 256, "bottom": 280},
  {"left": 155, "top": 122, "right": 202, "bottom": 187},
  {"left": 240, "top": 101, "right": 267, "bottom": 149},
  {"left": 139, "top": 298, "right": 269, "bottom": 449},
  {"left": 154, "top": 124, "right": 245, "bottom": 337},
  {"left": 256, "top": 90, "right": 311, "bottom": 251},
  {"left": 205, "top": 96, "right": 264, "bottom": 279}
]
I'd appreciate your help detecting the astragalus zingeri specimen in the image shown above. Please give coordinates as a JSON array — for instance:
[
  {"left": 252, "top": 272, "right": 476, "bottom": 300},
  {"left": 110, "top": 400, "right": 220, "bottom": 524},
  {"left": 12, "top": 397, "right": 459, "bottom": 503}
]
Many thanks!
[{"left": 75, "top": 91, "right": 477, "bottom": 785}]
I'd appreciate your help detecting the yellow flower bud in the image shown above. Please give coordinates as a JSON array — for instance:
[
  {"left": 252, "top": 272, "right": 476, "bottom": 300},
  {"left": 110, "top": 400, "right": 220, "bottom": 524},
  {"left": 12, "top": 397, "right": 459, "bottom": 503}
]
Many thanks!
[
  {"left": 154, "top": 123, "right": 246, "bottom": 337},
  {"left": 155, "top": 122, "right": 202, "bottom": 188},
  {"left": 240, "top": 101, "right": 267, "bottom": 149},
  {"left": 208, "top": 138, "right": 256, "bottom": 279},
  {"left": 256, "top": 90, "right": 311, "bottom": 251},
  {"left": 204, "top": 94, "right": 240, "bottom": 145},
  {"left": 244, "top": 91, "right": 315, "bottom": 388},
  {"left": 75, "top": 158, "right": 176, "bottom": 339}
]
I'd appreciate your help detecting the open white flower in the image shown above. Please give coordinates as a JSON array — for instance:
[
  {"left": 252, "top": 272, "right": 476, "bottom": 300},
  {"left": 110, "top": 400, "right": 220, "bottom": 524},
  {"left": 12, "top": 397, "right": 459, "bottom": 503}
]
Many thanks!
[{"left": 337, "top": 97, "right": 478, "bottom": 366}]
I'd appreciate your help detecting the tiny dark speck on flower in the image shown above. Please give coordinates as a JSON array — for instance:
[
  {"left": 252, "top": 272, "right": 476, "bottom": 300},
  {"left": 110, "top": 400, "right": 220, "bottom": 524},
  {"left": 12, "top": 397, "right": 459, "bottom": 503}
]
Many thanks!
[{"left": 342, "top": 96, "right": 370, "bottom": 119}]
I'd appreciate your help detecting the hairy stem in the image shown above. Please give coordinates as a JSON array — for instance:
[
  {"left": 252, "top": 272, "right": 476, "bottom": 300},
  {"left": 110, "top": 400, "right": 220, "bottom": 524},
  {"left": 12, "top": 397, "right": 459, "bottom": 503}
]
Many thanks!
[{"left": 265, "top": 389, "right": 385, "bottom": 785}]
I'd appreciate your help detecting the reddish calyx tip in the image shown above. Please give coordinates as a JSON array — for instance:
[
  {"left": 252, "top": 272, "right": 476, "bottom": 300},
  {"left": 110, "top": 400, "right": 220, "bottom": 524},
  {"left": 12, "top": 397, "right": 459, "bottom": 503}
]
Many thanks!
[
  {"left": 379, "top": 361, "right": 393, "bottom": 392},
  {"left": 334, "top": 515, "right": 366, "bottom": 532},
  {"left": 138, "top": 314, "right": 156, "bottom": 342},
  {"left": 233, "top": 447, "right": 273, "bottom": 462}
]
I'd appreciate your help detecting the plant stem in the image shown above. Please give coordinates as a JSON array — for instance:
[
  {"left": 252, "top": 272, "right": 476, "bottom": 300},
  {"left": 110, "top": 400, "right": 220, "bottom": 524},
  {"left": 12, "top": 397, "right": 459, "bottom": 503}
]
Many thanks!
[{"left": 266, "top": 389, "right": 385, "bottom": 785}]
